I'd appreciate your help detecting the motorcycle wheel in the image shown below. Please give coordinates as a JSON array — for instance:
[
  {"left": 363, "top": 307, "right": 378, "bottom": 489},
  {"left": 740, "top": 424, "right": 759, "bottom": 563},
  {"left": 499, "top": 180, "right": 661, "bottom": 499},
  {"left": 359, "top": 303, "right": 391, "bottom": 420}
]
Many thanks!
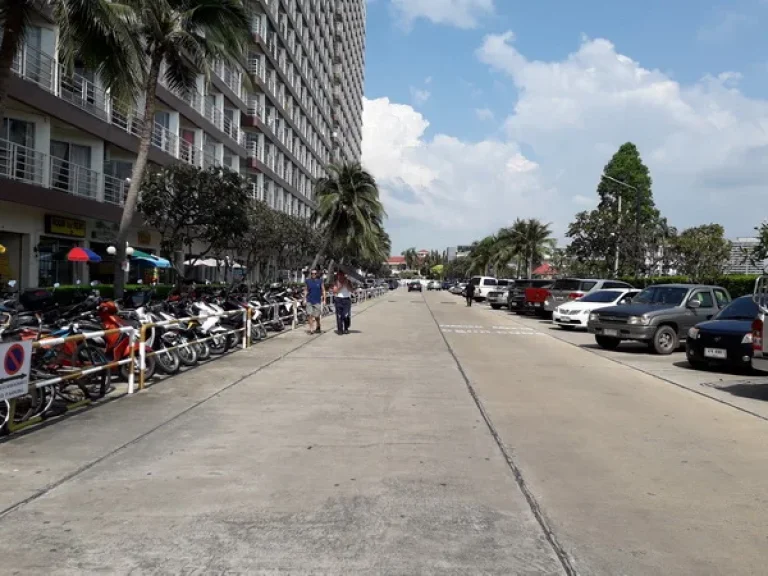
[
  {"left": 251, "top": 323, "right": 266, "bottom": 342},
  {"left": 177, "top": 341, "right": 198, "bottom": 366},
  {"left": 119, "top": 353, "right": 156, "bottom": 382},
  {"left": 77, "top": 344, "right": 110, "bottom": 399},
  {"left": 155, "top": 346, "right": 181, "bottom": 375},
  {"left": 209, "top": 333, "right": 229, "bottom": 355},
  {"left": 195, "top": 340, "right": 212, "bottom": 361}
]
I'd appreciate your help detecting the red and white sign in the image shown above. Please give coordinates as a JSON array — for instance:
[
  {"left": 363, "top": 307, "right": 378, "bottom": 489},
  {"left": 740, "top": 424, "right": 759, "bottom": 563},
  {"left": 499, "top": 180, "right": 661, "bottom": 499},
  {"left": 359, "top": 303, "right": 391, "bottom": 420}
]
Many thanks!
[{"left": 0, "top": 341, "right": 32, "bottom": 401}]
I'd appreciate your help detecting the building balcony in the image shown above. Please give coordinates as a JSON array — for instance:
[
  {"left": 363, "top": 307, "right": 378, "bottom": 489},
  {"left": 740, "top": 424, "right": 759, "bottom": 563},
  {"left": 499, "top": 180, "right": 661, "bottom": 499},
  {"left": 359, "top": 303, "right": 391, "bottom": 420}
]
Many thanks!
[{"left": 0, "top": 137, "right": 119, "bottom": 205}]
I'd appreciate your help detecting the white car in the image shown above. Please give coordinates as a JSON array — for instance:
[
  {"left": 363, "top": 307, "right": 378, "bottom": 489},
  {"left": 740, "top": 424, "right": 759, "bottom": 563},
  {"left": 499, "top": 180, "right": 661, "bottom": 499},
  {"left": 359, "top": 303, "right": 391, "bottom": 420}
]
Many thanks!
[{"left": 552, "top": 289, "right": 640, "bottom": 330}]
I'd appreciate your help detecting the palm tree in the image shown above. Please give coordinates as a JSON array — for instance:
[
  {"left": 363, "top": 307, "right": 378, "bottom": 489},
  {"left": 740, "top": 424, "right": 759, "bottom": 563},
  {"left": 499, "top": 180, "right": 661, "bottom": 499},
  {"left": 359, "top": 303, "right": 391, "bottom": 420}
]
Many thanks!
[
  {"left": 516, "top": 218, "right": 554, "bottom": 277},
  {"left": 468, "top": 235, "right": 497, "bottom": 275},
  {"left": 0, "top": 0, "right": 138, "bottom": 127},
  {"left": 105, "top": 0, "right": 252, "bottom": 296},
  {"left": 311, "top": 162, "right": 387, "bottom": 270},
  {"left": 401, "top": 247, "right": 418, "bottom": 271}
]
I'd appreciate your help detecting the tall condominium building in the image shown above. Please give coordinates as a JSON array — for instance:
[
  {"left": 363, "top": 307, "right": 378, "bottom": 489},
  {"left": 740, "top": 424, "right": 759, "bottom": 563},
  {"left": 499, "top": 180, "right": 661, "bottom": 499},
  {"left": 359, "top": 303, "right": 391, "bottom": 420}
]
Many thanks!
[
  {"left": 0, "top": 0, "right": 366, "bottom": 290},
  {"left": 726, "top": 237, "right": 764, "bottom": 275}
]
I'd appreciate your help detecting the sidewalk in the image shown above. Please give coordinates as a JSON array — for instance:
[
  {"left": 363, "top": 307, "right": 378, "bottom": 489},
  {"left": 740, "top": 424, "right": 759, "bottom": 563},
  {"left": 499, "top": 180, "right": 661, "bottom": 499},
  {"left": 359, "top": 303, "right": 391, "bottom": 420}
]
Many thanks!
[{"left": 0, "top": 293, "right": 563, "bottom": 575}]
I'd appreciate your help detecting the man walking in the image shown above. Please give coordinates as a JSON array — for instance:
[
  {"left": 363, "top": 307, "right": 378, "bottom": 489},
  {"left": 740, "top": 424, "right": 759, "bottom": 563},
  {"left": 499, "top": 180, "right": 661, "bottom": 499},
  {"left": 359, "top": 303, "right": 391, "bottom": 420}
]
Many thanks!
[
  {"left": 304, "top": 269, "right": 326, "bottom": 334},
  {"left": 465, "top": 281, "right": 475, "bottom": 307}
]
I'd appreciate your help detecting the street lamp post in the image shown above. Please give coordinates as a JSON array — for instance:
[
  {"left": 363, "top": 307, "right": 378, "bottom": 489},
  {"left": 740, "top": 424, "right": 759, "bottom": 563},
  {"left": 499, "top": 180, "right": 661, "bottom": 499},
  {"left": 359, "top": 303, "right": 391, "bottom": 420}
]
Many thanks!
[
  {"left": 601, "top": 174, "right": 640, "bottom": 279},
  {"left": 107, "top": 242, "right": 135, "bottom": 286}
]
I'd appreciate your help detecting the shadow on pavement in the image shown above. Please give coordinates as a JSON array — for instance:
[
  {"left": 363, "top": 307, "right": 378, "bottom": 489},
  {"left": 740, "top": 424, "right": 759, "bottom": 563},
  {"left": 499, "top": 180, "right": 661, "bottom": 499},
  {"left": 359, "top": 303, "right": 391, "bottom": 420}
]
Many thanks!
[{"left": 706, "top": 381, "right": 768, "bottom": 401}]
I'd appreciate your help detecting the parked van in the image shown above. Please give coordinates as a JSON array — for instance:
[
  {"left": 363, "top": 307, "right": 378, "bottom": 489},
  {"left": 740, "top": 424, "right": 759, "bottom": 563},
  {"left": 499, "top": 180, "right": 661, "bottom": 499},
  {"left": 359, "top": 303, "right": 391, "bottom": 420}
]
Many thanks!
[{"left": 469, "top": 276, "right": 498, "bottom": 301}]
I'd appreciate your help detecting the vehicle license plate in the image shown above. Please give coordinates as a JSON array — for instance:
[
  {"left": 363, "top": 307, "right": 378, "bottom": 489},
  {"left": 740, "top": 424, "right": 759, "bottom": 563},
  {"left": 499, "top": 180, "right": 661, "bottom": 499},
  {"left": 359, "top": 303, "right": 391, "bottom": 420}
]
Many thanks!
[
  {"left": 603, "top": 329, "right": 618, "bottom": 337},
  {"left": 704, "top": 348, "right": 727, "bottom": 359}
]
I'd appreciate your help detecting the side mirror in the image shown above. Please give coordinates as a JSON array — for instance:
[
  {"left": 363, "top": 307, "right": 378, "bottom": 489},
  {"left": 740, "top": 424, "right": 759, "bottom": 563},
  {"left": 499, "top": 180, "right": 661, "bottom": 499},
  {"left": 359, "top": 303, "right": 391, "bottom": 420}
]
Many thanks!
[{"left": 687, "top": 299, "right": 701, "bottom": 309}]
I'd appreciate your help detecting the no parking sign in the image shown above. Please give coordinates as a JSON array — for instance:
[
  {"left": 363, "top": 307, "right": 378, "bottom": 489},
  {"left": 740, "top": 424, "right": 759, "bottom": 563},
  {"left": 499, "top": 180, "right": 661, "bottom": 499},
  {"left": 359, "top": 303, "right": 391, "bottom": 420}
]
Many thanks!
[{"left": 0, "top": 341, "right": 32, "bottom": 401}]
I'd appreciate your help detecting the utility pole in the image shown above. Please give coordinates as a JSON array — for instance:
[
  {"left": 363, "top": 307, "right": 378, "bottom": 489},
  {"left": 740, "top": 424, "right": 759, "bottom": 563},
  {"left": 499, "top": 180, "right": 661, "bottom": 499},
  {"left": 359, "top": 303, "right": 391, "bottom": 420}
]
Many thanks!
[{"left": 601, "top": 174, "right": 639, "bottom": 279}]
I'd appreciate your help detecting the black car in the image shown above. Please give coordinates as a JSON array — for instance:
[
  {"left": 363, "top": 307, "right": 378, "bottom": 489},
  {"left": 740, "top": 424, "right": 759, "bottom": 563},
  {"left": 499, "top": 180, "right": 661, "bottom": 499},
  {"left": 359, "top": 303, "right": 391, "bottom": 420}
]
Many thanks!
[
  {"left": 686, "top": 296, "right": 759, "bottom": 371},
  {"left": 408, "top": 281, "right": 423, "bottom": 292}
]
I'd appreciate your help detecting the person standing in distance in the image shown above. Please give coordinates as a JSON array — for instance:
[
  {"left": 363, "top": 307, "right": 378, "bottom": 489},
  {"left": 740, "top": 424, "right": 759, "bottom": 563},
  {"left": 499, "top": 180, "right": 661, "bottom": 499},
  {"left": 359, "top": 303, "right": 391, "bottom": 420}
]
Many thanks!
[
  {"left": 304, "top": 269, "right": 326, "bottom": 334},
  {"left": 465, "top": 281, "right": 476, "bottom": 307},
  {"left": 333, "top": 270, "right": 353, "bottom": 335}
]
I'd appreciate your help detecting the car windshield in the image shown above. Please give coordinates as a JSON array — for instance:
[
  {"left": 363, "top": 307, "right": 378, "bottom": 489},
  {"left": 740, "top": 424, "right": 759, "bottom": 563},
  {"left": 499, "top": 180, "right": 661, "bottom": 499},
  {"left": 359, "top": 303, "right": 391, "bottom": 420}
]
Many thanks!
[
  {"left": 578, "top": 290, "right": 622, "bottom": 303},
  {"left": 715, "top": 296, "right": 758, "bottom": 320},
  {"left": 633, "top": 286, "right": 688, "bottom": 305}
]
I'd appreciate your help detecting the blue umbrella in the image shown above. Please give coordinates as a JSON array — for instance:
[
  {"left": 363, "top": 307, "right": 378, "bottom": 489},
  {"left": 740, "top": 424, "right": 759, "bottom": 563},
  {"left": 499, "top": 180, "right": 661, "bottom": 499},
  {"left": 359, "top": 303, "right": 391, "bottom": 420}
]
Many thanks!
[{"left": 131, "top": 250, "right": 171, "bottom": 268}]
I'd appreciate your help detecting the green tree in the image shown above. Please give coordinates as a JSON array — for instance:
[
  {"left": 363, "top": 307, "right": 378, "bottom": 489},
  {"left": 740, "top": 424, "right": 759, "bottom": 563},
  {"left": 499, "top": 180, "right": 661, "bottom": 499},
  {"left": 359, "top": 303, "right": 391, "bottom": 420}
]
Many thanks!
[
  {"left": 311, "top": 162, "right": 388, "bottom": 271},
  {"left": 468, "top": 235, "right": 497, "bottom": 275},
  {"left": 444, "top": 257, "right": 471, "bottom": 280},
  {"left": 566, "top": 142, "right": 662, "bottom": 276},
  {"left": 401, "top": 247, "right": 418, "bottom": 271},
  {"left": 137, "top": 164, "right": 250, "bottom": 281},
  {"left": 669, "top": 224, "right": 731, "bottom": 281},
  {"left": 111, "top": 0, "right": 252, "bottom": 297}
]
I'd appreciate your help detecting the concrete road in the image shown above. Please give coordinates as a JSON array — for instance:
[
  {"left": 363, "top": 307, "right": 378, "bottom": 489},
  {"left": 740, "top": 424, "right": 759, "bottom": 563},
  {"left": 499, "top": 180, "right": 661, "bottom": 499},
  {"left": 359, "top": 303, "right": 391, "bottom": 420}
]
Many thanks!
[
  {"left": 2, "top": 290, "right": 768, "bottom": 574},
  {"left": 495, "top": 306, "right": 768, "bottom": 421},
  {"left": 0, "top": 294, "right": 564, "bottom": 575},
  {"left": 431, "top": 292, "right": 768, "bottom": 575}
]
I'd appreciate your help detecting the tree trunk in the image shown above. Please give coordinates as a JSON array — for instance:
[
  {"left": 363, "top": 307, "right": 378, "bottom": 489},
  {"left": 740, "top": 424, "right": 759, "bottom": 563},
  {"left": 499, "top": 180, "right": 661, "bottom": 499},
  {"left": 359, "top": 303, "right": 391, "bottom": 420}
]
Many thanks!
[
  {"left": 113, "top": 51, "right": 163, "bottom": 298},
  {"left": 0, "top": 8, "right": 25, "bottom": 129}
]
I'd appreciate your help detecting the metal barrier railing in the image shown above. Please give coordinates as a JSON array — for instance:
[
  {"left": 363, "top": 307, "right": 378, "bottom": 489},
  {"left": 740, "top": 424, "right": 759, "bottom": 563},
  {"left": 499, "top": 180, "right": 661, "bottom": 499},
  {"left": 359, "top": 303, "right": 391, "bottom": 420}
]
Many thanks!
[{"left": 1, "top": 287, "right": 388, "bottom": 435}]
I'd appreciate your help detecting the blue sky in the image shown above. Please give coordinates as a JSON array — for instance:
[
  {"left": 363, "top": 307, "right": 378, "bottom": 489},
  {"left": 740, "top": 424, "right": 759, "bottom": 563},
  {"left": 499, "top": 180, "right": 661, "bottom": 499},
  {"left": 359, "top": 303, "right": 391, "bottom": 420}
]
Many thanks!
[{"left": 359, "top": 0, "right": 768, "bottom": 253}]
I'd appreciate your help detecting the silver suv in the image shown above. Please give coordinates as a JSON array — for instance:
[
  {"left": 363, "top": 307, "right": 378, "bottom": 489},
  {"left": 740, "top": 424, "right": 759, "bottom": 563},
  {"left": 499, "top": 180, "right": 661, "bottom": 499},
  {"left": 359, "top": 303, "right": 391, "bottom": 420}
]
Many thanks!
[{"left": 544, "top": 278, "right": 634, "bottom": 313}]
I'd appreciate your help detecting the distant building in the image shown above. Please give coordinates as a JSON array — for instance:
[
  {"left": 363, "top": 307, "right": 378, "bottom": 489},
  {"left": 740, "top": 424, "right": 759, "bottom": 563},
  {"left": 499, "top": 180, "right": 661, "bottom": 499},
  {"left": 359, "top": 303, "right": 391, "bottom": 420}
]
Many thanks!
[
  {"left": 387, "top": 256, "right": 407, "bottom": 273},
  {"left": 446, "top": 247, "right": 457, "bottom": 261},
  {"left": 726, "top": 238, "right": 763, "bottom": 275}
]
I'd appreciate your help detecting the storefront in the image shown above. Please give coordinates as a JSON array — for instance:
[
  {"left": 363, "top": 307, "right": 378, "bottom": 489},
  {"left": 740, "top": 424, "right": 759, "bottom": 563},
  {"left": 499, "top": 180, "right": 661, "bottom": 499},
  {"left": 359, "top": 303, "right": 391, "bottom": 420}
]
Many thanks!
[
  {"left": 0, "top": 232, "right": 23, "bottom": 290},
  {"left": 36, "top": 215, "right": 87, "bottom": 286}
]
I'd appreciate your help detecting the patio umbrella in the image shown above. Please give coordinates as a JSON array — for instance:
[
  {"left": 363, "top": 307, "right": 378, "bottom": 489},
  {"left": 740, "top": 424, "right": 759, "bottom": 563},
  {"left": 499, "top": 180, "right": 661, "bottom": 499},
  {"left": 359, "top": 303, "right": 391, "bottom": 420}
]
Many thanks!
[
  {"left": 67, "top": 247, "right": 102, "bottom": 263},
  {"left": 131, "top": 249, "right": 171, "bottom": 268}
]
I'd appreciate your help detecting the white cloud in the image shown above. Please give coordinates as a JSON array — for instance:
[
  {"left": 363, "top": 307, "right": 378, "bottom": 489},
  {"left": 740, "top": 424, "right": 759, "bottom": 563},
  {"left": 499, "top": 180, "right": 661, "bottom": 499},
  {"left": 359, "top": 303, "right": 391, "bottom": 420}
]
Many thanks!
[
  {"left": 390, "top": 0, "right": 494, "bottom": 29},
  {"left": 475, "top": 107, "right": 494, "bottom": 121},
  {"left": 362, "top": 97, "right": 555, "bottom": 249},
  {"left": 409, "top": 87, "right": 431, "bottom": 106},
  {"left": 363, "top": 32, "right": 768, "bottom": 251}
]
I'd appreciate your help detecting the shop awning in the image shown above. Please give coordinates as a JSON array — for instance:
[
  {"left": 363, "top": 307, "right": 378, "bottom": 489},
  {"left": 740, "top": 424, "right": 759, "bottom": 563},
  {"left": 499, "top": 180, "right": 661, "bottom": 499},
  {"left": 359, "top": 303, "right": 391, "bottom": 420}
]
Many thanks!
[
  {"left": 131, "top": 250, "right": 172, "bottom": 269},
  {"left": 67, "top": 247, "right": 102, "bottom": 263}
]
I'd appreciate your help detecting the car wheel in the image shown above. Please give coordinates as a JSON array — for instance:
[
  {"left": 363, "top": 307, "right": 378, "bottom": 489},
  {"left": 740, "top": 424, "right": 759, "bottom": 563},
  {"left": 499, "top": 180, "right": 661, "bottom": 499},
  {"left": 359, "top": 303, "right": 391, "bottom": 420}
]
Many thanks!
[
  {"left": 490, "top": 304, "right": 501, "bottom": 310},
  {"left": 652, "top": 325, "right": 679, "bottom": 355},
  {"left": 595, "top": 335, "right": 621, "bottom": 350}
]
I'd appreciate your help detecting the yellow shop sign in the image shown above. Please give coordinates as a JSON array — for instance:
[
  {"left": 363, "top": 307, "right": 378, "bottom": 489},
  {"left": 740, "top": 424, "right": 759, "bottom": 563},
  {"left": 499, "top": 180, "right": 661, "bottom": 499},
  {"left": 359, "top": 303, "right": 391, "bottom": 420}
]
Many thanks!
[{"left": 45, "top": 215, "right": 87, "bottom": 238}]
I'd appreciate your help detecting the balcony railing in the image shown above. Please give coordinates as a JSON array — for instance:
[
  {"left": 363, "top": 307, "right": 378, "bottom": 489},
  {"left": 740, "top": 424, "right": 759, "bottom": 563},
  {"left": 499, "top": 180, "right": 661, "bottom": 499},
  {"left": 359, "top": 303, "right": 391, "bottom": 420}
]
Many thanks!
[
  {"left": 103, "top": 174, "right": 127, "bottom": 206},
  {"left": 0, "top": 139, "right": 45, "bottom": 186},
  {"left": 50, "top": 156, "right": 99, "bottom": 199},
  {"left": 0, "top": 137, "right": 112, "bottom": 202}
]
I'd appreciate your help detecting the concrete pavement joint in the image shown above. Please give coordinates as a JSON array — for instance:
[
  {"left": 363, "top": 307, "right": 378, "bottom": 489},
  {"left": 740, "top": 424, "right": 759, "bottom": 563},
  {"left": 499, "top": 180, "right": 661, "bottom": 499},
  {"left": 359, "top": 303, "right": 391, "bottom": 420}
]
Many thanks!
[
  {"left": 422, "top": 295, "right": 579, "bottom": 576},
  {"left": 0, "top": 297, "right": 386, "bottom": 523}
]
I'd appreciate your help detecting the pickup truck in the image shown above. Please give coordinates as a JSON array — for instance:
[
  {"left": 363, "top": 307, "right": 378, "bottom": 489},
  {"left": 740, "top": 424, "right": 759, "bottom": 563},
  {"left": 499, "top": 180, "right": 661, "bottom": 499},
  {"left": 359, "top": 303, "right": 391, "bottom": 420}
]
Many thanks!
[
  {"left": 587, "top": 283, "right": 731, "bottom": 355},
  {"left": 525, "top": 284, "right": 552, "bottom": 316}
]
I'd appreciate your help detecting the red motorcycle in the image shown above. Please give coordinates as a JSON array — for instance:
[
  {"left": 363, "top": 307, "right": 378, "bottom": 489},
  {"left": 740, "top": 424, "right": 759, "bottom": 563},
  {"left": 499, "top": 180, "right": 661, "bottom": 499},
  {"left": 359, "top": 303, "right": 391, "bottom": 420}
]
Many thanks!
[{"left": 96, "top": 301, "right": 156, "bottom": 381}]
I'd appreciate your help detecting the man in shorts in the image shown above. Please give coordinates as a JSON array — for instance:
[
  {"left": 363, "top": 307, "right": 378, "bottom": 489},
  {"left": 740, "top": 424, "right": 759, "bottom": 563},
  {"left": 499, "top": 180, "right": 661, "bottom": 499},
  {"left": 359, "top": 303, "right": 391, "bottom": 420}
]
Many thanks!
[{"left": 304, "top": 269, "right": 326, "bottom": 334}]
